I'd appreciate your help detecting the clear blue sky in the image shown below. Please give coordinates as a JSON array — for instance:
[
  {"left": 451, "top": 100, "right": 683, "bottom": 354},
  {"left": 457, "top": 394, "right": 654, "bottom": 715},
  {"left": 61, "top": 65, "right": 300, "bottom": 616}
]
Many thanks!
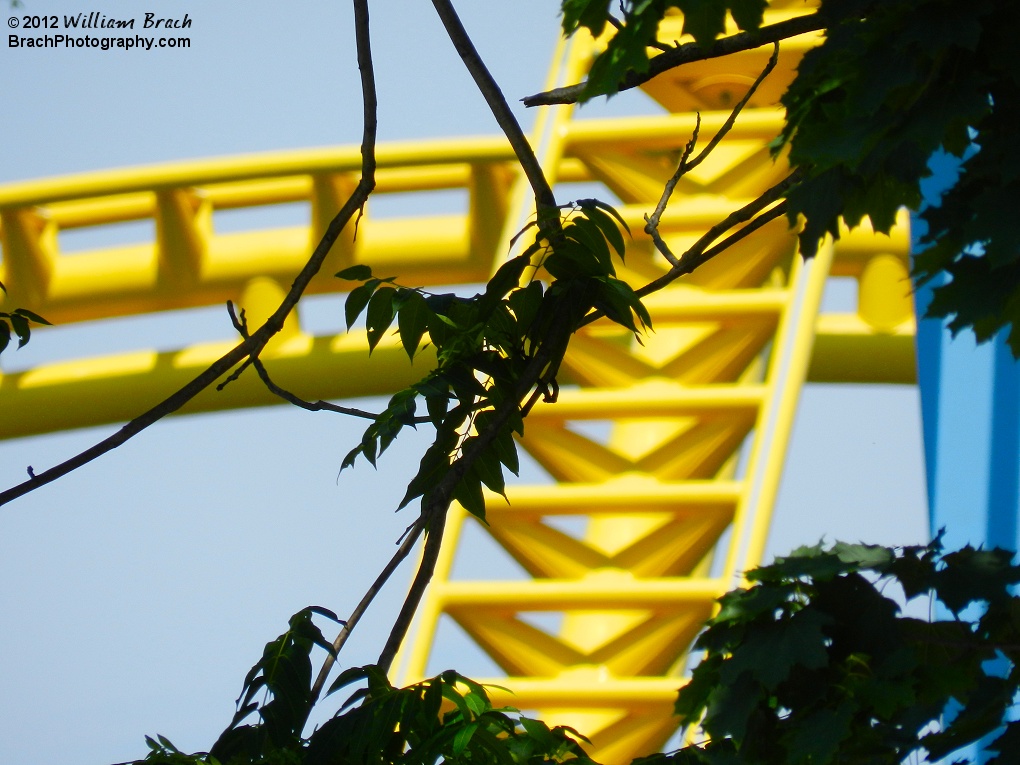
[{"left": 0, "top": 2, "right": 929, "bottom": 763}]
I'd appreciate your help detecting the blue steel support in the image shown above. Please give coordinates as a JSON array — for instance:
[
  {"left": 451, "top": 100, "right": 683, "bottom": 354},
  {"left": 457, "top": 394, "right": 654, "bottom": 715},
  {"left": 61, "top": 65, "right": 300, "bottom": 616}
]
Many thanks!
[{"left": 913, "top": 154, "right": 1020, "bottom": 764}]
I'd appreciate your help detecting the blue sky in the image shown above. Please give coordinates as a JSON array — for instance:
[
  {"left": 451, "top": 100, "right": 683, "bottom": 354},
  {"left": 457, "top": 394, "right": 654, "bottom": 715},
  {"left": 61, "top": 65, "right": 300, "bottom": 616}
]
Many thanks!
[{"left": 0, "top": 2, "right": 929, "bottom": 763}]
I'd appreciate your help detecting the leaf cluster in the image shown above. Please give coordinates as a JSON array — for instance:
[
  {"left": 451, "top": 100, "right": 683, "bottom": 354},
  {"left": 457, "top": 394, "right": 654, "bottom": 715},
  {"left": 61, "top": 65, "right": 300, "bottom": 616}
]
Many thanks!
[
  {"left": 560, "top": 1, "right": 766, "bottom": 101},
  {"left": 0, "top": 291, "right": 50, "bottom": 354},
  {"left": 669, "top": 536, "right": 1020, "bottom": 765},
  {"left": 335, "top": 200, "right": 647, "bottom": 521},
  {"left": 309, "top": 667, "right": 594, "bottom": 765},
  {"left": 775, "top": 0, "right": 1020, "bottom": 351},
  {"left": 131, "top": 610, "right": 594, "bottom": 765},
  {"left": 209, "top": 607, "right": 345, "bottom": 763}
]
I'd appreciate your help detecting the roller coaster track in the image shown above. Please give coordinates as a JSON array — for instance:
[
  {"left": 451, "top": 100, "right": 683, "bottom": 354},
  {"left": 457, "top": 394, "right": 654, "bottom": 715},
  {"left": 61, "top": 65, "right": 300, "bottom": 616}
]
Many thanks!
[{"left": 0, "top": 4, "right": 914, "bottom": 762}]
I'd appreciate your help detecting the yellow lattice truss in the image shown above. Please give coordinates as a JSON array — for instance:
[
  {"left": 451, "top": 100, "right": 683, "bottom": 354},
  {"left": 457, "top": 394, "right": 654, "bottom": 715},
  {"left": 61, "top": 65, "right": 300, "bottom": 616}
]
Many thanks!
[{"left": 0, "top": 4, "right": 913, "bottom": 763}]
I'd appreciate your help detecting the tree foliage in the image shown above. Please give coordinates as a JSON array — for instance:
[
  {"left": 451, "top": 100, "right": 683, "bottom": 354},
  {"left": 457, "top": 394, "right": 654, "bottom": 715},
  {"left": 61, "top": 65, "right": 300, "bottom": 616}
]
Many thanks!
[
  {"left": 336, "top": 199, "right": 645, "bottom": 521},
  {"left": 660, "top": 536, "right": 1020, "bottom": 765},
  {"left": 132, "top": 632, "right": 595, "bottom": 765},
  {"left": 555, "top": 0, "right": 1020, "bottom": 353},
  {"left": 0, "top": 281, "right": 50, "bottom": 355}
]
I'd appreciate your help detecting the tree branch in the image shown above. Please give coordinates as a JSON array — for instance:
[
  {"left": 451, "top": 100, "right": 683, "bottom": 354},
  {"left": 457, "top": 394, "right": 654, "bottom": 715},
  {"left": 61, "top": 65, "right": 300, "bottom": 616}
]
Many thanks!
[
  {"left": 522, "top": 13, "right": 824, "bottom": 107},
  {"left": 0, "top": 0, "right": 379, "bottom": 510},
  {"left": 430, "top": 0, "right": 557, "bottom": 213},
  {"left": 645, "top": 115, "right": 700, "bottom": 267},
  {"left": 637, "top": 178, "right": 797, "bottom": 299},
  {"left": 224, "top": 302, "right": 432, "bottom": 424},
  {"left": 363, "top": 0, "right": 575, "bottom": 676},
  {"left": 309, "top": 511, "right": 425, "bottom": 703},
  {"left": 644, "top": 43, "right": 779, "bottom": 265},
  {"left": 374, "top": 324, "right": 569, "bottom": 673}
]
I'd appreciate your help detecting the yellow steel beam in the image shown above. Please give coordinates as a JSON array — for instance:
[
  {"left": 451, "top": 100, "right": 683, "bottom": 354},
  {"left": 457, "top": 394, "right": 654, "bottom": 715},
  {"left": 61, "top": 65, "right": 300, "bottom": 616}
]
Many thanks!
[{"left": 0, "top": 332, "right": 434, "bottom": 439}]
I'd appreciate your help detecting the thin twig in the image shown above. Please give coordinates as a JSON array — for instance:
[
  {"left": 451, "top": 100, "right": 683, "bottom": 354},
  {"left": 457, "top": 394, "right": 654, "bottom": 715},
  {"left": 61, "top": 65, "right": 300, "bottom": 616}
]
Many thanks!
[
  {"left": 522, "top": 13, "right": 824, "bottom": 107},
  {"left": 687, "top": 43, "right": 779, "bottom": 174},
  {"left": 376, "top": 511, "right": 445, "bottom": 674},
  {"left": 0, "top": 0, "right": 379, "bottom": 510},
  {"left": 644, "top": 43, "right": 779, "bottom": 266},
  {"left": 309, "top": 512, "right": 426, "bottom": 703},
  {"left": 644, "top": 114, "right": 701, "bottom": 267},
  {"left": 225, "top": 302, "right": 431, "bottom": 424},
  {"left": 671, "top": 201, "right": 790, "bottom": 281},
  {"left": 637, "top": 179, "right": 797, "bottom": 299}
]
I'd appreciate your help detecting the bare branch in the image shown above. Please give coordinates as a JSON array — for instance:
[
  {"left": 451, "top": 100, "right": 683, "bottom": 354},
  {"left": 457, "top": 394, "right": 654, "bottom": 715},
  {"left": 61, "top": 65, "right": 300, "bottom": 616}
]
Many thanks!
[
  {"left": 0, "top": 0, "right": 380, "bottom": 510},
  {"left": 668, "top": 200, "right": 790, "bottom": 280},
  {"left": 374, "top": 324, "right": 570, "bottom": 672},
  {"left": 637, "top": 176, "right": 798, "bottom": 299},
  {"left": 644, "top": 114, "right": 700, "bottom": 267},
  {"left": 686, "top": 43, "right": 779, "bottom": 174},
  {"left": 644, "top": 44, "right": 779, "bottom": 265},
  {"left": 309, "top": 511, "right": 426, "bottom": 703},
  {"left": 431, "top": 0, "right": 557, "bottom": 213},
  {"left": 523, "top": 13, "right": 824, "bottom": 107},
  {"left": 225, "top": 302, "right": 431, "bottom": 424},
  {"left": 376, "top": 512, "right": 445, "bottom": 674}
]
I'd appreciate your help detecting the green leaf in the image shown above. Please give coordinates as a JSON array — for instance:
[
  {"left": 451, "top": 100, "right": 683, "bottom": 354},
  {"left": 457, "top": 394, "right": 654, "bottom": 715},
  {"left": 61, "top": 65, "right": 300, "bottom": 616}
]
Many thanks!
[
  {"left": 492, "top": 426, "right": 520, "bottom": 476},
  {"left": 399, "top": 437, "right": 456, "bottom": 510},
  {"left": 561, "top": 0, "right": 611, "bottom": 35},
  {"left": 781, "top": 703, "right": 855, "bottom": 764},
  {"left": 675, "top": 653, "right": 724, "bottom": 723},
  {"left": 12, "top": 308, "right": 51, "bottom": 325},
  {"left": 326, "top": 666, "right": 371, "bottom": 699},
  {"left": 568, "top": 215, "right": 615, "bottom": 275},
  {"left": 464, "top": 437, "right": 507, "bottom": 499},
  {"left": 594, "top": 276, "right": 652, "bottom": 334},
  {"left": 464, "top": 689, "right": 488, "bottom": 716},
  {"left": 508, "top": 282, "right": 543, "bottom": 336},
  {"left": 701, "top": 670, "right": 762, "bottom": 741},
  {"left": 719, "top": 608, "right": 830, "bottom": 690},
  {"left": 484, "top": 255, "right": 530, "bottom": 304},
  {"left": 544, "top": 238, "right": 602, "bottom": 279},
  {"left": 452, "top": 722, "right": 479, "bottom": 756},
  {"left": 728, "top": 0, "right": 767, "bottom": 31},
  {"left": 676, "top": 0, "right": 728, "bottom": 48},
  {"left": 336, "top": 264, "right": 373, "bottom": 281},
  {"left": 9, "top": 312, "right": 30, "bottom": 348},
  {"left": 386, "top": 388, "right": 419, "bottom": 427},
  {"left": 365, "top": 286, "right": 397, "bottom": 354},
  {"left": 452, "top": 466, "right": 486, "bottom": 520},
  {"left": 344, "top": 280, "right": 379, "bottom": 330},
  {"left": 397, "top": 290, "right": 431, "bottom": 361},
  {"left": 579, "top": 200, "right": 628, "bottom": 260}
]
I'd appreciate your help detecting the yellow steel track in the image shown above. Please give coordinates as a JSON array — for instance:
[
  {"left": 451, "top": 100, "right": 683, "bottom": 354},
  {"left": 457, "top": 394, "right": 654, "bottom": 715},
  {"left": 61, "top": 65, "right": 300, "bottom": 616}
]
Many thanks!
[{"left": 0, "top": 4, "right": 914, "bottom": 762}]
